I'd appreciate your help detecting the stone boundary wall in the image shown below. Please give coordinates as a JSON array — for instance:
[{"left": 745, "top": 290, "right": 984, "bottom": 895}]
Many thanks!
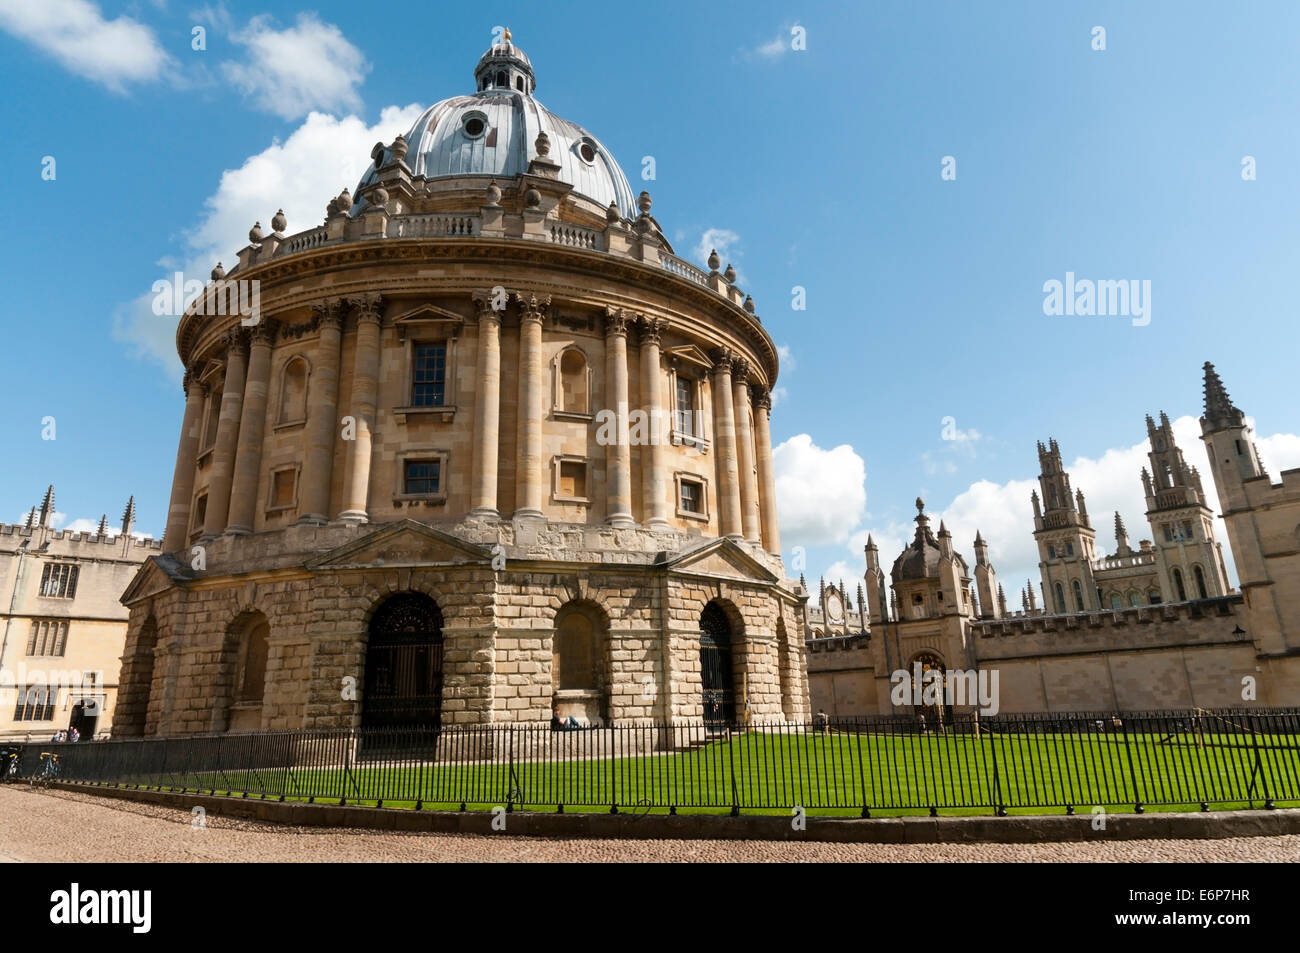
[{"left": 58, "top": 783, "right": 1300, "bottom": 844}]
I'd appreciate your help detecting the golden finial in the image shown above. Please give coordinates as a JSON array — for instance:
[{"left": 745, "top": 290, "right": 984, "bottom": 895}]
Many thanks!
[{"left": 503, "top": 26, "right": 512, "bottom": 42}]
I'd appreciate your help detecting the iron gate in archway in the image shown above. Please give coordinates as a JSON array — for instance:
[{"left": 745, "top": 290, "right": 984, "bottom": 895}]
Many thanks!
[
  {"left": 362, "top": 593, "right": 445, "bottom": 734},
  {"left": 699, "top": 603, "right": 735, "bottom": 730}
]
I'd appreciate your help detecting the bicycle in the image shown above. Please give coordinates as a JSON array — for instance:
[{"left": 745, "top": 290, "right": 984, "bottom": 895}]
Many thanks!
[
  {"left": 29, "top": 752, "right": 59, "bottom": 789},
  {"left": 1, "top": 751, "right": 19, "bottom": 783}
]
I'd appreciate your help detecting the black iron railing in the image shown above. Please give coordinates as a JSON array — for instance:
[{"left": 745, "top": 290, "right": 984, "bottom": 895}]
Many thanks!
[{"left": 7, "top": 708, "right": 1300, "bottom": 816}]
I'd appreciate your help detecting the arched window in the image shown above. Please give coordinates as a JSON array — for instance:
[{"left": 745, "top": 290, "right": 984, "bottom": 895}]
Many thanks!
[
  {"left": 558, "top": 348, "right": 589, "bottom": 414},
  {"left": 237, "top": 617, "right": 270, "bottom": 704},
  {"left": 515, "top": 76, "right": 524, "bottom": 90},
  {"left": 1072, "top": 579, "right": 1085, "bottom": 611},
  {"left": 1149, "top": 590, "right": 1162, "bottom": 605},
  {"left": 1173, "top": 568, "right": 1187, "bottom": 602},
  {"left": 1194, "top": 565, "right": 1208, "bottom": 599},
  {"left": 1128, "top": 591, "right": 1141, "bottom": 607},
  {"left": 1110, "top": 593, "right": 1124, "bottom": 609},
  {"left": 495, "top": 70, "right": 505, "bottom": 86},
  {"left": 1053, "top": 583, "right": 1065, "bottom": 614},
  {"left": 278, "top": 357, "right": 309, "bottom": 425},
  {"left": 554, "top": 610, "right": 595, "bottom": 690}
]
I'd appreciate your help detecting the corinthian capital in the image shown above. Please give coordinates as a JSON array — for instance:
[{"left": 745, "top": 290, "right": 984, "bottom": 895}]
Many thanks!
[
  {"left": 710, "top": 346, "right": 735, "bottom": 375},
  {"left": 603, "top": 306, "right": 632, "bottom": 337},
  {"left": 310, "top": 297, "right": 345, "bottom": 330},
  {"left": 347, "top": 292, "right": 384, "bottom": 325},
  {"left": 751, "top": 385, "right": 772, "bottom": 412},
  {"left": 514, "top": 290, "right": 551, "bottom": 324},
  {"left": 637, "top": 315, "right": 668, "bottom": 347},
  {"left": 731, "top": 357, "right": 751, "bottom": 384}
]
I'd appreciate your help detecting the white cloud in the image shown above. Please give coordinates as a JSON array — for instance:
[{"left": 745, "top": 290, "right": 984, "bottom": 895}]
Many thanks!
[
  {"left": 776, "top": 343, "right": 795, "bottom": 372},
  {"left": 693, "top": 228, "right": 745, "bottom": 283},
  {"left": 774, "top": 434, "right": 867, "bottom": 547},
  {"left": 770, "top": 386, "right": 789, "bottom": 408},
  {"left": 0, "top": 0, "right": 174, "bottom": 90},
  {"left": 221, "top": 13, "right": 369, "bottom": 120},
  {"left": 113, "top": 103, "right": 425, "bottom": 377}
]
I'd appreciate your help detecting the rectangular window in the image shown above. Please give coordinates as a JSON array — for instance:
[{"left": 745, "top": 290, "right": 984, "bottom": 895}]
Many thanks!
[
  {"left": 404, "top": 459, "right": 441, "bottom": 495},
  {"left": 558, "top": 460, "right": 587, "bottom": 499},
  {"left": 675, "top": 376, "right": 695, "bottom": 436},
  {"left": 1163, "top": 524, "right": 1174, "bottom": 542},
  {"left": 39, "top": 563, "right": 79, "bottom": 599},
  {"left": 412, "top": 344, "right": 447, "bottom": 407},
  {"left": 27, "top": 621, "right": 68, "bottom": 657},
  {"left": 680, "top": 479, "right": 703, "bottom": 514},
  {"left": 1182, "top": 520, "right": 1194, "bottom": 540},
  {"left": 14, "top": 685, "right": 55, "bottom": 721},
  {"left": 191, "top": 495, "right": 208, "bottom": 538},
  {"left": 271, "top": 469, "right": 297, "bottom": 508}
]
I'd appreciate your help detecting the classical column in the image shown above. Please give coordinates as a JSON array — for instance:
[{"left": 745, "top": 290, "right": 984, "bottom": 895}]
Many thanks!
[
  {"left": 161, "top": 369, "right": 207, "bottom": 552},
  {"left": 732, "top": 359, "right": 761, "bottom": 543},
  {"left": 298, "top": 299, "right": 344, "bottom": 523},
  {"left": 711, "top": 348, "right": 743, "bottom": 537},
  {"left": 202, "top": 331, "right": 248, "bottom": 539},
  {"left": 753, "top": 386, "right": 781, "bottom": 554},
  {"left": 469, "top": 290, "right": 503, "bottom": 518},
  {"left": 338, "top": 294, "right": 382, "bottom": 521},
  {"left": 604, "top": 307, "right": 634, "bottom": 527},
  {"left": 514, "top": 292, "right": 549, "bottom": 519},
  {"left": 226, "top": 322, "right": 275, "bottom": 534},
  {"left": 639, "top": 316, "right": 669, "bottom": 528}
]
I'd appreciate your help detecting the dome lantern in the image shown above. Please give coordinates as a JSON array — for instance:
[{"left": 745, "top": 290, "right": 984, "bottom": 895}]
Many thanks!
[{"left": 474, "top": 28, "right": 536, "bottom": 94}]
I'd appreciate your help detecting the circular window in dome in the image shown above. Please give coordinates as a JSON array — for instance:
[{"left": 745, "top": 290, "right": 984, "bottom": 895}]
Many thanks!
[
  {"left": 577, "top": 138, "right": 598, "bottom": 164},
  {"left": 462, "top": 114, "right": 487, "bottom": 139}
]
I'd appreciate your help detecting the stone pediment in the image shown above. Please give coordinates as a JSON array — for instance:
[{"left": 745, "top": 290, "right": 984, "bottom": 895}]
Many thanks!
[
  {"left": 306, "top": 520, "right": 491, "bottom": 569},
  {"left": 657, "top": 537, "right": 779, "bottom": 584},
  {"left": 120, "top": 555, "right": 191, "bottom": 607},
  {"left": 666, "top": 344, "right": 713, "bottom": 372},
  {"left": 391, "top": 303, "right": 466, "bottom": 340}
]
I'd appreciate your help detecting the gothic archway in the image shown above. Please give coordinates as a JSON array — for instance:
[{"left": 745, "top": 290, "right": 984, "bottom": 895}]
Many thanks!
[
  {"left": 362, "top": 593, "right": 445, "bottom": 732},
  {"left": 910, "top": 651, "right": 950, "bottom": 731}
]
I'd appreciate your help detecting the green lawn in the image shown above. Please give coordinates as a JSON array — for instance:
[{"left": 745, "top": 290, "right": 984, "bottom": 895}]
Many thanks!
[{"left": 96, "top": 728, "right": 1300, "bottom": 817}]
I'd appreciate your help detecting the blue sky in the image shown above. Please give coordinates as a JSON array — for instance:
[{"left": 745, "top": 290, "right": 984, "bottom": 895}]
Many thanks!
[{"left": 1, "top": 0, "right": 1298, "bottom": 597}]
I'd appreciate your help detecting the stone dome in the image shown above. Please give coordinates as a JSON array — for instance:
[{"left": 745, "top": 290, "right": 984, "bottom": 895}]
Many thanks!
[
  {"left": 891, "top": 499, "right": 945, "bottom": 582},
  {"left": 353, "top": 33, "right": 638, "bottom": 219}
]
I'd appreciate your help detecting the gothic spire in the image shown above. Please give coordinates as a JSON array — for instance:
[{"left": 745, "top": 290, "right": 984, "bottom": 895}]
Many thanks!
[
  {"left": 38, "top": 485, "right": 54, "bottom": 529},
  {"left": 121, "top": 495, "right": 136, "bottom": 537},
  {"left": 1202, "top": 361, "right": 1242, "bottom": 429}
]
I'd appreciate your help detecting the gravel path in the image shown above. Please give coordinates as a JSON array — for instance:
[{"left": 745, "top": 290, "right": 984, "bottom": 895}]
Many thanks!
[{"left": 3, "top": 786, "right": 1299, "bottom": 862}]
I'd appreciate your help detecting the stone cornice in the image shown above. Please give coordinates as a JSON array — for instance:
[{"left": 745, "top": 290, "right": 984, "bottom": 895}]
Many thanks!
[{"left": 177, "top": 239, "right": 779, "bottom": 383}]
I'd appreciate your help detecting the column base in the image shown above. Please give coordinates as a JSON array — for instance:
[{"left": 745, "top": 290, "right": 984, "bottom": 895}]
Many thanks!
[
  {"left": 512, "top": 508, "right": 545, "bottom": 521},
  {"left": 223, "top": 526, "right": 252, "bottom": 536},
  {"left": 606, "top": 514, "right": 636, "bottom": 528},
  {"left": 295, "top": 514, "right": 329, "bottom": 526},
  {"left": 645, "top": 518, "right": 670, "bottom": 530},
  {"left": 468, "top": 507, "right": 501, "bottom": 520},
  {"left": 336, "top": 510, "right": 370, "bottom": 523}
]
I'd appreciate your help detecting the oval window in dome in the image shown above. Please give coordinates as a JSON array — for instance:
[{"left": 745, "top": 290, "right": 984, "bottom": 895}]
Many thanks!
[
  {"left": 463, "top": 115, "right": 486, "bottom": 138},
  {"left": 578, "top": 139, "right": 597, "bottom": 164}
]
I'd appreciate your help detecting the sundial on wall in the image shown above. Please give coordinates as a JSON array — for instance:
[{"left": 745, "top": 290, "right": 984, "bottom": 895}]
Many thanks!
[{"left": 826, "top": 592, "right": 844, "bottom": 623}]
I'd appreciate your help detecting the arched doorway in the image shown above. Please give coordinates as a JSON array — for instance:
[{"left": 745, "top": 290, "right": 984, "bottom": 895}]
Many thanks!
[
  {"left": 363, "top": 593, "right": 445, "bottom": 732},
  {"left": 911, "top": 651, "right": 949, "bottom": 731},
  {"left": 699, "top": 602, "right": 736, "bottom": 730}
]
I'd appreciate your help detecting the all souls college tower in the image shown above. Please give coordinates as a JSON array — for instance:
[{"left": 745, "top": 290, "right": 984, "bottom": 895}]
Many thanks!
[
  {"left": 115, "top": 34, "right": 807, "bottom": 736},
  {"left": 806, "top": 364, "right": 1300, "bottom": 716}
]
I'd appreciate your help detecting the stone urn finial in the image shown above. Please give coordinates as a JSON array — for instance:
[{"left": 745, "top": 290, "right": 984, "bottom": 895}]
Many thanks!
[
  {"left": 248, "top": 222, "right": 264, "bottom": 243},
  {"left": 637, "top": 190, "right": 652, "bottom": 215},
  {"left": 524, "top": 186, "right": 542, "bottom": 208},
  {"left": 390, "top": 134, "right": 408, "bottom": 162},
  {"left": 337, "top": 188, "right": 353, "bottom": 212},
  {"left": 271, "top": 208, "right": 287, "bottom": 233},
  {"left": 535, "top": 131, "right": 551, "bottom": 158},
  {"left": 606, "top": 200, "right": 620, "bottom": 224},
  {"left": 486, "top": 179, "right": 502, "bottom": 207},
  {"left": 370, "top": 185, "right": 389, "bottom": 208},
  {"left": 327, "top": 197, "right": 339, "bottom": 217},
  {"left": 211, "top": 262, "right": 225, "bottom": 281},
  {"left": 707, "top": 248, "right": 720, "bottom": 271},
  {"left": 724, "top": 263, "right": 736, "bottom": 284},
  {"left": 743, "top": 295, "right": 755, "bottom": 313}
]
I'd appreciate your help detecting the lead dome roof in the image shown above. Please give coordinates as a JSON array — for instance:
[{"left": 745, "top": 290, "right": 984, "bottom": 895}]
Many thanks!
[{"left": 353, "top": 33, "right": 638, "bottom": 219}]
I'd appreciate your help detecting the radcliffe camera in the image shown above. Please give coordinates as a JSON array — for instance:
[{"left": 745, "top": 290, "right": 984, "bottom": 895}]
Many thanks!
[{"left": 0, "top": 1, "right": 1292, "bottom": 938}]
